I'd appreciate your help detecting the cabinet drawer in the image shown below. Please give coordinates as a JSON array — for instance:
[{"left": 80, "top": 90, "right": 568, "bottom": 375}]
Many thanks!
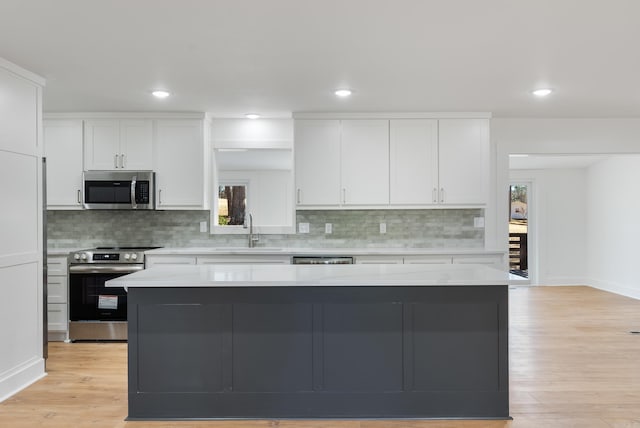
[
  {"left": 354, "top": 256, "right": 404, "bottom": 264},
  {"left": 145, "top": 256, "right": 196, "bottom": 268},
  {"left": 197, "top": 255, "right": 290, "bottom": 265},
  {"left": 452, "top": 255, "right": 503, "bottom": 268},
  {"left": 47, "top": 276, "right": 67, "bottom": 304},
  {"left": 47, "top": 257, "right": 68, "bottom": 276},
  {"left": 47, "top": 303, "right": 68, "bottom": 332},
  {"left": 403, "top": 256, "right": 453, "bottom": 264}
]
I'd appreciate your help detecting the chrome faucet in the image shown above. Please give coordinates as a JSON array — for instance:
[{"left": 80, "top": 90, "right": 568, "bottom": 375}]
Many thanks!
[{"left": 247, "top": 213, "right": 259, "bottom": 248}]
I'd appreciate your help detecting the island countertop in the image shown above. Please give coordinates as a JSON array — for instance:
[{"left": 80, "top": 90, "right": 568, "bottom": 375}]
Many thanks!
[{"left": 106, "top": 263, "right": 510, "bottom": 288}]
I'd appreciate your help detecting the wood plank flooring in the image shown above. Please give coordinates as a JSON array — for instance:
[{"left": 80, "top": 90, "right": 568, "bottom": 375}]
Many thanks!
[{"left": 1, "top": 286, "right": 640, "bottom": 427}]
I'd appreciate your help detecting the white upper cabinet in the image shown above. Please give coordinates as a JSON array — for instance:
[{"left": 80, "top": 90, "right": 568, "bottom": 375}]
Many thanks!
[
  {"left": 154, "top": 119, "right": 209, "bottom": 210},
  {"left": 437, "top": 119, "right": 489, "bottom": 205},
  {"left": 294, "top": 120, "right": 341, "bottom": 206},
  {"left": 390, "top": 119, "right": 438, "bottom": 205},
  {"left": 341, "top": 120, "right": 389, "bottom": 205},
  {"left": 294, "top": 115, "right": 490, "bottom": 208},
  {"left": 43, "top": 119, "right": 84, "bottom": 209},
  {"left": 84, "top": 119, "right": 153, "bottom": 170}
]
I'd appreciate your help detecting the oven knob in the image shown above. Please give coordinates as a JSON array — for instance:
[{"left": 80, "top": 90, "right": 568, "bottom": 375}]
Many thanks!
[
  {"left": 74, "top": 253, "right": 80, "bottom": 260},
  {"left": 124, "top": 253, "right": 130, "bottom": 260},
  {"left": 131, "top": 253, "right": 138, "bottom": 260},
  {"left": 81, "top": 253, "right": 87, "bottom": 260}
]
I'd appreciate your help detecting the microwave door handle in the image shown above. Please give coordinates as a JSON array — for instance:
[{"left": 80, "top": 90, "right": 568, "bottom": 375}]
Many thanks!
[{"left": 131, "top": 175, "right": 137, "bottom": 209}]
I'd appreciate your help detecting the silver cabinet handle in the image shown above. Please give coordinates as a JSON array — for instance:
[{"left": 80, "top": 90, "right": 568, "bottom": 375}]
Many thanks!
[
  {"left": 114, "top": 154, "right": 118, "bottom": 168},
  {"left": 131, "top": 175, "right": 137, "bottom": 209},
  {"left": 158, "top": 189, "right": 162, "bottom": 205},
  {"left": 440, "top": 187, "right": 445, "bottom": 203},
  {"left": 297, "top": 189, "right": 301, "bottom": 204},
  {"left": 342, "top": 188, "right": 346, "bottom": 204},
  {"left": 432, "top": 188, "right": 437, "bottom": 203},
  {"left": 121, "top": 154, "right": 126, "bottom": 169},
  {"left": 77, "top": 189, "right": 82, "bottom": 204}
]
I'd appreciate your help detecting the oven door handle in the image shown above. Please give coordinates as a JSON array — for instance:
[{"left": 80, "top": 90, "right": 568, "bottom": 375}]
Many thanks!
[{"left": 69, "top": 265, "right": 144, "bottom": 274}]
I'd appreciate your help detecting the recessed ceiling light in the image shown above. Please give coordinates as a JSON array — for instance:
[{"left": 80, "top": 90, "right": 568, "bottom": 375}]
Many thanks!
[
  {"left": 151, "top": 90, "right": 170, "bottom": 99},
  {"left": 334, "top": 89, "right": 352, "bottom": 97},
  {"left": 245, "top": 113, "right": 260, "bottom": 119},
  {"left": 532, "top": 88, "right": 553, "bottom": 97}
]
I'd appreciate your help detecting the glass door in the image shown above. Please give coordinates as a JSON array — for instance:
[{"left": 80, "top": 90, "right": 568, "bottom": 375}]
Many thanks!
[{"left": 509, "top": 183, "right": 529, "bottom": 279}]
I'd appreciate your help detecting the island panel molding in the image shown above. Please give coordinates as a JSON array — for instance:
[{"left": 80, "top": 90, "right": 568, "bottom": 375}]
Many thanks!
[{"left": 121, "top": 265, "right": 509, "bottom": 420}]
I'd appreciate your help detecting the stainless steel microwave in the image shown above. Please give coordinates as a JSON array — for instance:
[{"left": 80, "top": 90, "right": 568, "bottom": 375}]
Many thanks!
[{"left": 83, "top": 171, "right": 155, "bottom": 210}]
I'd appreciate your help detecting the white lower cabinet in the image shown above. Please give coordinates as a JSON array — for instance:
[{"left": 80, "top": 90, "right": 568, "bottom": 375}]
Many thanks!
[
  {"left": 403, "top": 255, "right": 453, "bottom": 264},
  {"left": 452, "top": 254, "right": 504, "bottom": 269},
  {"left": 47, "top": 256, "right": 68, "bottom": 341},
  {"left": 197, "top": 255, "right": 290, "bottom": 265},
  {"left": 145, "top": 255, "right": 196, "bottom": 268},
  {"left": 355, "top": 255, "right": 404, "bottom": 264}
]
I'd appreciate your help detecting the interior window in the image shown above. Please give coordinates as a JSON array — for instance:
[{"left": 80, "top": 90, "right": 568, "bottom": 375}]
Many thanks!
[{"left": 218, "top": 184, "right": 247, "bottom": 226}]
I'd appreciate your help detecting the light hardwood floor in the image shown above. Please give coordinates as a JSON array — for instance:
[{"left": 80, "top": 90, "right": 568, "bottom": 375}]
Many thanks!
[{"left": 1, "top": 286, "right": 640, "bottom": 428}]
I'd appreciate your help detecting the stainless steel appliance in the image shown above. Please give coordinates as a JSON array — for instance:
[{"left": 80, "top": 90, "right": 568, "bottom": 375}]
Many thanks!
[
  {"left": 68, "top": 247, "right": 159, "bottom": 341},
  {"left": 292, "top": 256, "right": 354, "bottom": 264},
  {"left": 83, "top": 171, "right": 155, "bottom": 210}
]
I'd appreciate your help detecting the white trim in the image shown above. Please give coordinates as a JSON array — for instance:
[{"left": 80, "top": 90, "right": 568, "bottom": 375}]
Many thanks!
[
  {"left": 541, "top": 276, "right": 588, "bottom": 286},
  {"left": 296, "top": 204, "right": 486, "bottom": 210},
  {"left": 44, "top": 112, "right": 206, "bottom": 119},
  {"left": 0, "top": 57, "right": 45, "bottom": 86},
  {"left": 0, "top": 357, "right": 46, "bottom": 403},
  {"left": 587, "top": 278, "right": 640, "bottom": 300},
  {"left": 292, "top": 112, "right": 492, "bottom": 120}
]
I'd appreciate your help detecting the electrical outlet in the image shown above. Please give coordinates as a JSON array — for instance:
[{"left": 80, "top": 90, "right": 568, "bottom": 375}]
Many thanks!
[
  {"left": 298, "top": 222, "right": 310, "bottom": 233},
  {"left": 199, "top": 221, "right": 208, "bottom": 233},
  {"left": 325, "top": 223, "right": 332, "bottom": 234},
  {"left": 379, "top": 222, "right": 387, "bottom": 234},
  {"left": 474, "top": 217, "right": 485, "bottom": 228}
]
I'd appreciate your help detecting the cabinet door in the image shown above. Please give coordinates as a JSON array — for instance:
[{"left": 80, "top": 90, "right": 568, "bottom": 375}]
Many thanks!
[
  {"left": 341, "top": 120, "right": 389, "bottom": 205},
  {"left": 438, "top": 119, "right": 489, "bottom": 205},
  {"left": 120, "top": 119, "right": 153, "bottom": 170},
  {"left": 84, "top": 119, "right": 120, "bottom": 170},
  {"left": 154, "top": 120, "right": 206, "bottom": 209},
  {"left": 43, "top": 120, "right": 83, "bottom": 209},
  {"left": 389, "top": 119, "right": 438, "bottom": 205},
  {"left": 294, "top": 120, "right": 341, "bottom": 206}
]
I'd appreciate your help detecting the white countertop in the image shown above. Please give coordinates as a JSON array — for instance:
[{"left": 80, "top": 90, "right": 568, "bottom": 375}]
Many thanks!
[
  {"left": 106, "top": 263, "right": 510, "bottom": 288},
  {"left": 145, "top": 247, "right": 505, "bottom": 256}
]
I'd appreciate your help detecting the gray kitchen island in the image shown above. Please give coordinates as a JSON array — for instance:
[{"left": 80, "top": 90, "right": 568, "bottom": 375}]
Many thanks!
[{"left": 107, "top": 263, "right": 511, "bottom": 420}]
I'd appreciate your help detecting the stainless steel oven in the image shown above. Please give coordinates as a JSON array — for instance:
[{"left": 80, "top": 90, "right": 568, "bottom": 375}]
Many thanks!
[{"left": 68, "top": 247, "right": 159, "bottom": 341}]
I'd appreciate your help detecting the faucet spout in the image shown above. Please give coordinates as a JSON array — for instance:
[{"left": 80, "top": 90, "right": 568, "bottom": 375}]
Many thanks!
[{"left": 248, "top": 213, "right": 259, "bottom": 248}]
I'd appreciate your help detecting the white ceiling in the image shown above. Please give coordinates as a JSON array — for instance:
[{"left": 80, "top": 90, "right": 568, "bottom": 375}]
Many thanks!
[{"left": 1, "top": 0, "right": 639, "bottom": 117}]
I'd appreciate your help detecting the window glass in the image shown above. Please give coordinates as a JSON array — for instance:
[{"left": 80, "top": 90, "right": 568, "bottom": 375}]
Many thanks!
[{"left": 218, "top": 184, "right": 246, "bottom": 226}]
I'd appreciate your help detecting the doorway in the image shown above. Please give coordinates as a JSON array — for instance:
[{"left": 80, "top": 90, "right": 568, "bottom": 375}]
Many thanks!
[{"left": 509, "top": 183, "right": 529, "bottom": 279}]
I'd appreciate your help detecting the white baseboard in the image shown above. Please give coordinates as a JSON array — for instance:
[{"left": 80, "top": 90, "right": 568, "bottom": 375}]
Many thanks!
[
  {"left": 0, "top": 357, "right": 46, "bottom": 403},
  {"left": 586, "top": 278, "right": 640, "bottom": 300},
  {"left": 539, "top": 276, "right": 588, "bottom": 286}
]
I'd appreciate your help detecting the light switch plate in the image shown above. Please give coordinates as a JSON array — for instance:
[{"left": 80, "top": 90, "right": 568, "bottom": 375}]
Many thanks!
[
  {"left": 199, "top": 221, "right": 208, "bottom": 233},
  {"left": 474, "top": 217, "right": 485, "bottom": 228},
  {"left": 379, "top": 222, "right": 387, "bottom": 234},
  {"left": 325, "top": 223, "right": 332, "bottom": 234},
  {"left": 298, "top": 222, "right": 310, "bottom": 233}
]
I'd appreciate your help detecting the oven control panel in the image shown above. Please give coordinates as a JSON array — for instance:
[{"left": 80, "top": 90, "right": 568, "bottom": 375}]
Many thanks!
[{"left": 70, "top": 248, "right": 149, "bottom": 264}]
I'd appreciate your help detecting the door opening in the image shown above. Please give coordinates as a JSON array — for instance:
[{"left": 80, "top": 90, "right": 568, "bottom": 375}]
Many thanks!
[{"left": 509, "top": 183, "right": 529, "bottom": 279}]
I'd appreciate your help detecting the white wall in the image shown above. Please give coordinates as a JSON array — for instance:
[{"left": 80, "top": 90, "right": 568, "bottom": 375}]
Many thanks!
[
  {"left": 510, "top": 168, "right": 587, "bottom": 285},
  {"left": 492, "top": 118, "right": 640, "bottom": 297},
  {"left": 0, "top": 58, "right": 45, "bottom": 401},
  {"left": 586, "top": 155, "right": 640, "bottom": 299}
]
